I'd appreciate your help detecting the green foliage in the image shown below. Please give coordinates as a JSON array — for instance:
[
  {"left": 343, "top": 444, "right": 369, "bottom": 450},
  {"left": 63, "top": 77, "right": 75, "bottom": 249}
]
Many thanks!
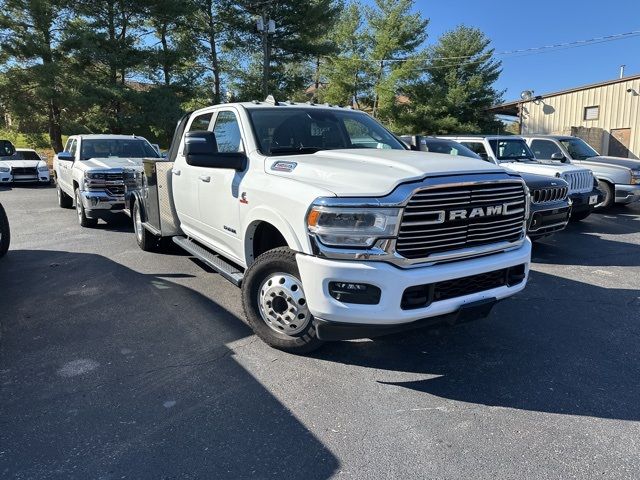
[
  {"left": 0, "top": 1, "right": 504, "bottom": 149},
  {"left": 398, "top": 25, "right": 504, "bottom": 134},
  {"left": 366, "top": 0, "right": 428, "bottom": 122},
  {"left": 318, "top": 2, "right": 373, "bottom": 107}
]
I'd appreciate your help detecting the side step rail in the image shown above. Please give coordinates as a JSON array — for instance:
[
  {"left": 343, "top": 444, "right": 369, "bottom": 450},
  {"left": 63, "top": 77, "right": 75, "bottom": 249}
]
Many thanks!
[{"left": 173, "top": 236, "right": 244, "bottom": 287}]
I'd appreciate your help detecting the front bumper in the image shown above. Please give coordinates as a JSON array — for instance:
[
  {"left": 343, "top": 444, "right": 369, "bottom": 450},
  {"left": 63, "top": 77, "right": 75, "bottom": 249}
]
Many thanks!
[
  {"left": 615, "top": 184, "right": 640, "bottom": 204},
  {"left": 80, "top": 190, "right": 126, "bottom": 218},
  {"left": 4, "top": 171, "right": 51, "bottom": 183},
  {"left": 527, "top": 202, "right": 571, "bottom": 239},
  {"left": 569, "top": 189, "right": 601, "bottom": 214},
  {"left": 296, "top": 239, "right": 531, "bottom": 335}
]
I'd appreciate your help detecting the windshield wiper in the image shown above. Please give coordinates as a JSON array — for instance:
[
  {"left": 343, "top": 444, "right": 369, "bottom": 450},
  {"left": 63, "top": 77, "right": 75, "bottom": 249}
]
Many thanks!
[{"left": 269, "top": 146, "right": 322, "bottom": 155}]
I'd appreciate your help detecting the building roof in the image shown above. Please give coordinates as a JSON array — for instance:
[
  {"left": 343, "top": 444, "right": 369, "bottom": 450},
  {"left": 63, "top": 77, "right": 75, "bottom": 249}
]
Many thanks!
[{"left": 489, "top": 73, "right": 640, "bottom": 116}]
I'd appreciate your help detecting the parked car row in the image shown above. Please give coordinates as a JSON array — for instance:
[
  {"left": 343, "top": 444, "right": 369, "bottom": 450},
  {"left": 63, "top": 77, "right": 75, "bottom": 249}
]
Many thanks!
[
  {"left": 400, "top": 132, "right": 640, "bottom": 241},
  {"left": 6, "top": 100, "right": 640, "bottom": 354}
]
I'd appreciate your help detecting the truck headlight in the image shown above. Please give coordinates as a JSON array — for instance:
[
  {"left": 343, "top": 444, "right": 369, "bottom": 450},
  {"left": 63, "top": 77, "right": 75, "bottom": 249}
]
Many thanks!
[
  {"left": 631, "top": 170, "right": 640, "bottom": 185},
  {"left": 37, "top": 163, "right": 49, "bottom": 172},
  {"left": 86, "top": 172, "right": 106, "bottom": 180},
  {"left": 0, "top": 166, "right": 10, "bottom": 173},
  {"left": 307, "top": 207, "right": 401, "bottom": 247}
]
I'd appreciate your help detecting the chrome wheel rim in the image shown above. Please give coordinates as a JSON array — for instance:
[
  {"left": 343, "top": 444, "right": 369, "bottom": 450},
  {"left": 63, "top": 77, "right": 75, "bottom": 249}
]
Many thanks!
[
  {"left": 257, "top": 273, "right": 310, "bottom": 336},
  {"left": 134, "top": 204, "right": 143, "bottom": 243}
]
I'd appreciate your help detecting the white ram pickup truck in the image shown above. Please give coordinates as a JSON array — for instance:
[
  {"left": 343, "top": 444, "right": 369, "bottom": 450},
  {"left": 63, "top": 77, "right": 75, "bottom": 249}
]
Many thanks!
[
  {"left": 54, "top": 134, "right": 160, "bottom": 226},
  {"left": 130, "top": 100, "right": 532, "bottom": 353}
]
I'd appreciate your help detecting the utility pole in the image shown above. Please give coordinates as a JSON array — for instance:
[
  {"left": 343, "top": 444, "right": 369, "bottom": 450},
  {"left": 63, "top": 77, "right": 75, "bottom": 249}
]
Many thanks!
[{"left": 257, "top": 13, "right": 275, "bottom": 97}]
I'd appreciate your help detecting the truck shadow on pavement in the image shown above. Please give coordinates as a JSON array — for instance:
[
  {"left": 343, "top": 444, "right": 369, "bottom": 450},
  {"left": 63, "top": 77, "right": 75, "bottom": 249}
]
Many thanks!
[
  {"left": 0, "top": 250, "right": 338, "bottom": 479},
  {"left": 532, "top": 209, "right": 640, "bottom": 267},
  {"left": 314, "top": 269, "right": 640, "bottom": 421}
]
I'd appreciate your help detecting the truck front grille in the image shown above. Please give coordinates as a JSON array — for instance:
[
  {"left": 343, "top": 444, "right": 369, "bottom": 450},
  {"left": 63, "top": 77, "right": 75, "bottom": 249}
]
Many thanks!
[
  {"left": 562, "top": 170, "right": 592, "bottom": 194},
  {"left": 531, "top": 186, "right": 568, "bottom": 203},
  {"left": 106, "top": 185, "right": 125, "bottom": 196},
  {"left": 11, "top": 167, "right": 37, "bottom": 176},
  {"left": 396, "top": 181, "right": 526, "bottom": 260}
]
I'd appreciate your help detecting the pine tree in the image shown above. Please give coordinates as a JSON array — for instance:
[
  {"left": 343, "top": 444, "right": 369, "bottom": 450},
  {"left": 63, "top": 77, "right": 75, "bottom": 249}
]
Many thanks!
[
  {"left": 400, "top": 26, "right": 503, "bottom": 134},
  {"left": 319, "top": 2, "right": 372, "bottom": 107},
  {"left": 0, "top": 0, "right": 72, "bottom": 151},
  {"left": 366, "top": 0, "right": 428, "bottom": 121}
]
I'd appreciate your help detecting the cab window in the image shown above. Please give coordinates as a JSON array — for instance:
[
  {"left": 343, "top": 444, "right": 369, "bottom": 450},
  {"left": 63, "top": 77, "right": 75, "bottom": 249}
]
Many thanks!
[
  {"left": 69, "top": 140, "right": 78, "bottom": 157},
  {"left": 530, "top": 139, "right": 562, "bottom": 160},
  {"left": 461, "top": 142, "right": 490, "bottom": 161},
  {"left": 213, "top": 111, "right": 243, "bottom": 153},
  {"left": 188, "top": 112, "right": 214, "bottom": 132}
]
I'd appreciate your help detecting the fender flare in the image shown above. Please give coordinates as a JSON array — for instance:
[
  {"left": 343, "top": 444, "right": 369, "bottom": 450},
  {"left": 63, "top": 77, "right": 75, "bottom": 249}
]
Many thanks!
[{"left": 243, "top": 206, "right": 305, "bottom": 263}]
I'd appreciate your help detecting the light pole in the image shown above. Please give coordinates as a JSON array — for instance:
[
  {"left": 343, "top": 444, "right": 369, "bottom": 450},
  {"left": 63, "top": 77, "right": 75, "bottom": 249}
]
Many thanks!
[{"left": 256, "top": 14, "right": 276, "bottom": 97}]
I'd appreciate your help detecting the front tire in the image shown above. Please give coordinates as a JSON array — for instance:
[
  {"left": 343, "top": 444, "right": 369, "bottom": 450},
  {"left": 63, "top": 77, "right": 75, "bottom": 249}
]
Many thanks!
[
  {"left": 0, "top": 202, "right": 10, "bottom": 258},
  {"left": 75, "top": 188, "right": 98, "bottom": 228},
  {"left": 241, "top": 247, "right": 324, "bottom": 354},
  {"left": 133, "top": 199, "right": 157, "bottom": 251},
  {"left": 57, "top": 184, "right": 73, "bottom": 208},
  {"left": 595, "top": 180, "right": 614, "bottom": 209}
]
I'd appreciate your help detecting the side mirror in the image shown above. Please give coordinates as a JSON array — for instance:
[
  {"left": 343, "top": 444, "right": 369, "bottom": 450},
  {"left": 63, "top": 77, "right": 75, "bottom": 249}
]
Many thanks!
[
  {"left": 184, "top": 130, "right": 246, "bottom": 171},
  {"left": 0, "top": 140, "right": 15, "bottom": 157},
  {"left": 56, "top": 152, "right": 74, "bottom": 162},
  {"left": 550, "top": 152, "right": 566, "bottom": 162}
]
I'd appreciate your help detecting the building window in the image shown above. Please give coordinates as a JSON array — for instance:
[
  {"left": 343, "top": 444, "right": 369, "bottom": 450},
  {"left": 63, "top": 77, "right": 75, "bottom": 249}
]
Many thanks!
[{"left": 584, "top": 106, "right": 599, "bottom": 121}]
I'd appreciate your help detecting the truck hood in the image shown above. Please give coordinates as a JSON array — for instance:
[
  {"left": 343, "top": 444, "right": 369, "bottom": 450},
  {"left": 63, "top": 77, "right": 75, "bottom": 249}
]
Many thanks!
[
  {"left": 265, "top": 149, "right": 509, "bottom": 196},
  {"left": 1, "top": 160, "right": 43, "bottom": 168},
  {"left": 0, "top": 160, "right": 45, "bottom": 168},
  {"left": 76, "top": 157, "right": 144, "bottom": 171},
  {"left": 585, "top": 156, "right": 640, "bottom": 170},
  {"left": 518, "top": 172, "right": 569, "bottom": 189},
  {"left": 500, "top": 160, "right": 589, "bottom": 176}
]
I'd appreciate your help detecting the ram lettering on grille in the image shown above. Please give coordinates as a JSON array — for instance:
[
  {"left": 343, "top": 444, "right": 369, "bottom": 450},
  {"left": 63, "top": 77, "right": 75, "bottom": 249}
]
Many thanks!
[{"left": 396, "top": 182, "right": 526, "bottom": 259}]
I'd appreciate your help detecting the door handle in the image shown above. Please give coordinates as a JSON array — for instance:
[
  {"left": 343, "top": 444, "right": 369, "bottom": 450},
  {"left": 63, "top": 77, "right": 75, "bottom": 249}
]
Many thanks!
[
  {"left": 199, "top": 175, "right": 211, "bottom": 183},
  {"left": 172, "top": 169, "right": 181, "bottom": 176}
]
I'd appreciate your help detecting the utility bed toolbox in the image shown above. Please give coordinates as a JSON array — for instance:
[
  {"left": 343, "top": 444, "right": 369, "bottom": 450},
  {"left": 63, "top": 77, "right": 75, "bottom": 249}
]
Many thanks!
[{"left": 140, "top": 158, "right": 181, "bottom": 236}]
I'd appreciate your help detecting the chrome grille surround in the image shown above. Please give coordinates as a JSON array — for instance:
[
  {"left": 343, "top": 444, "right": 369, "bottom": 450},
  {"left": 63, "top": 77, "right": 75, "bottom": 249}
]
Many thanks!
[
  {"left": 309, "top": 173, "right": 529, "bottom": 267},
  {"left": 531, "top": 186, "right": 568, "bottom": 203},
  {"left": 562, "top": 170, "right": 592, "bottom": 194},
  {"left": 396, "top": 181, "right": 527, "bottom": 260}
]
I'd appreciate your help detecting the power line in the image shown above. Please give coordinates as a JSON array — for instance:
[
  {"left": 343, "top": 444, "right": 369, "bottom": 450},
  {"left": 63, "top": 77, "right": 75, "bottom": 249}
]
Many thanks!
[{"left": 326, "top": 29, "right": 640, "bottom": 65}]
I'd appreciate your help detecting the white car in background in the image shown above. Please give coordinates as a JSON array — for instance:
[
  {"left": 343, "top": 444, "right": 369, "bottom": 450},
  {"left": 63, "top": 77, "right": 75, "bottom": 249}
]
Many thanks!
[{"left": 0, "top": 148, "right": 51, "bottom": 184}]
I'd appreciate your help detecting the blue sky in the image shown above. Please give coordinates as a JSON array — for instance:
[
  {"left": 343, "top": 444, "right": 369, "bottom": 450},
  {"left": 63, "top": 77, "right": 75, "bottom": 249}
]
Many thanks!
[{"left": 365, "top": 0, "right": 640, "bottom": 102}]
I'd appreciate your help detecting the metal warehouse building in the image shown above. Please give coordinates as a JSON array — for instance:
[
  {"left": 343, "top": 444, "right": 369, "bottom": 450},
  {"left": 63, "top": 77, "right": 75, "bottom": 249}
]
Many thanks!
[{"left": 491, "top": 73, "right": 640, "bottom": 159}]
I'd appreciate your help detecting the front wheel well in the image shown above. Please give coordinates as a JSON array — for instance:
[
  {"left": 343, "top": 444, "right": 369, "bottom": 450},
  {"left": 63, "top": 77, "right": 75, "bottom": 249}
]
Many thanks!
[{"left": 248, "top": 222, "right": 289, "bottom": 264}]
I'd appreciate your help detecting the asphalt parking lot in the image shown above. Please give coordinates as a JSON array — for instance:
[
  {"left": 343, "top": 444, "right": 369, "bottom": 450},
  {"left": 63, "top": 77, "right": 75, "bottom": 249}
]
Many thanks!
[{"left": 1, "top": 185, "right": 639, "bottom": 480}]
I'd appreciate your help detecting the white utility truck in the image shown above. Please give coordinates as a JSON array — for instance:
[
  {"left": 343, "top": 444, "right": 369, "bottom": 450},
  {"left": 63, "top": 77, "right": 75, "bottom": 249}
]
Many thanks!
[
  {"left": 130, "top": 99, "right": 532, "bottom": 353},
  {"left": 54, "top": 134, "right": 160, "bottom": 226}
]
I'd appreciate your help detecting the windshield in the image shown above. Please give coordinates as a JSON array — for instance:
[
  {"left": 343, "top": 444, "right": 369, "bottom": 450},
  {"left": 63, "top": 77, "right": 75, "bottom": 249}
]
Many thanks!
[
  {"left": 560, "top": 138, "right": 599, "bottom": 160},
  {"left": 422, "top": 139, "right": 480, "bottom": 159},
  {"left": 247, "top": 108, "right": 406, "bottom": 155},
  {"left": 80, "top": 139, "right": 159, "bottom": 160},
  {"left": 489, "top": 139, "right": 535, "bottom": 161},
  {"left": 0, "top": 150, "right": 41, "bottom": 161}
]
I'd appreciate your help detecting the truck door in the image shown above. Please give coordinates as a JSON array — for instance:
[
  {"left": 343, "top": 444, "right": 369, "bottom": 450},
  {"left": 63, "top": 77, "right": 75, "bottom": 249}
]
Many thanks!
[
  {"left": 58, "top": 138, "right": 77, "bottom": 193},
  {"left": 197, "top": 109, "right": 245, "bottom": 262},
  {"left": 172, "top": 111, "right": 214, "bottom": 236}
]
